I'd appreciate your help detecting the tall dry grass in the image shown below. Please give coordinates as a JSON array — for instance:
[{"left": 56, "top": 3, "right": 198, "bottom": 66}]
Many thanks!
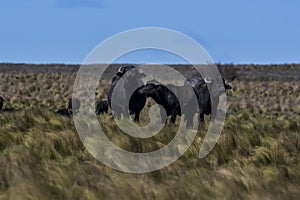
[{"left": 0, "top": 65, "right": 299, "bottom": 199}]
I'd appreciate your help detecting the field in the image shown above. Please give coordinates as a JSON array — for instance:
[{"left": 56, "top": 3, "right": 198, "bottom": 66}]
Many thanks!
[{"left": 0, "top": 63, "right": 299, "bottom": 199}]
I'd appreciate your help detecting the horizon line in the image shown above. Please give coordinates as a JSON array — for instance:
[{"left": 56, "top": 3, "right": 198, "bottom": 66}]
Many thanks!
[{"left": 1, "top": 62, "right": 300, "bottom": 66}]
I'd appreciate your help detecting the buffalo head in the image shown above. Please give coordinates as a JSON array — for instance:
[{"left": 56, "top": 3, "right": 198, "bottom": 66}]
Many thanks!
[
  {"left": 138, "top": 80, "right": 161, "bottom": 96},
  {"left": 203, "top": 77, "right": 232, "bottom": 98}
]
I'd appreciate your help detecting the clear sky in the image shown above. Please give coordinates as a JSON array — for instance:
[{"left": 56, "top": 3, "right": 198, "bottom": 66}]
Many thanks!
[{"left": 0, "top": 0, "right": 299, "bottom": 64}]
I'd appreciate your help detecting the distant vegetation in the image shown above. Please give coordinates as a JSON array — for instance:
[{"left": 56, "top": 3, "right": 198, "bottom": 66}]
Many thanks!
[{"left": 0, "top": 63, "right": 299, "bottom": 199}]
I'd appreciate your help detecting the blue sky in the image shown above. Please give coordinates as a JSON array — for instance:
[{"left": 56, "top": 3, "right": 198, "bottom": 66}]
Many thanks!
[{"left": 0, "top": 0, "right": 299, "bottom": 64}]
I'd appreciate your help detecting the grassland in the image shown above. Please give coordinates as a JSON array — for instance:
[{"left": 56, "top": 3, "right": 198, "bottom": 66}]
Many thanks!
[{"left": 0, "top": 63, "right": 299, "bottom": 200}]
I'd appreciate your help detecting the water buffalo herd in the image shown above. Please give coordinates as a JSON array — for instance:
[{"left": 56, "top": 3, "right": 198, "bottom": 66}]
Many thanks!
[
  {"left": 1, "top": 65, "right": 233, "bottom": 126},
  {"left": 96, "top": 65, "right": 233, "bottom": 125}
]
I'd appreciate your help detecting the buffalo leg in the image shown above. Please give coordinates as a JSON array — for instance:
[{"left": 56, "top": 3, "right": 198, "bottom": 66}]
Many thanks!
[
  {"left": 170, "top": 111, "right": 177, "bottom": 124},
  {"left": 199, "top": 113, "right": 205, "bottom": 123},
  {"left": 134, "top": 112, "right": 140, "bottom": 122}
]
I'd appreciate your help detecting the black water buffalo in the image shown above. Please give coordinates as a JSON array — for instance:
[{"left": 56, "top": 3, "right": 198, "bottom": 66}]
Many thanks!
[
  {"left": 57, "top": 98, "right": 81, "bottom": 117},
  {"left": 95, "top": 99, "right": 108, "bottom": 115},
  {"left": 138, "top": 80, "right": 180, "bottom": 124},
  {"left": 0, "top": 96, "right": 15, "bottom": 113},
  {"left": 138, "top": 77, "right": 232, "bottom": 125},
  {"left": 108, "top": 65, "right": 146, "bottom": 122},
  {"left": 186, "top": 76, "right": 232, "bottom": 122},
  {"left": 138, "top": 80, "right": 196, "bottom": 125}
]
